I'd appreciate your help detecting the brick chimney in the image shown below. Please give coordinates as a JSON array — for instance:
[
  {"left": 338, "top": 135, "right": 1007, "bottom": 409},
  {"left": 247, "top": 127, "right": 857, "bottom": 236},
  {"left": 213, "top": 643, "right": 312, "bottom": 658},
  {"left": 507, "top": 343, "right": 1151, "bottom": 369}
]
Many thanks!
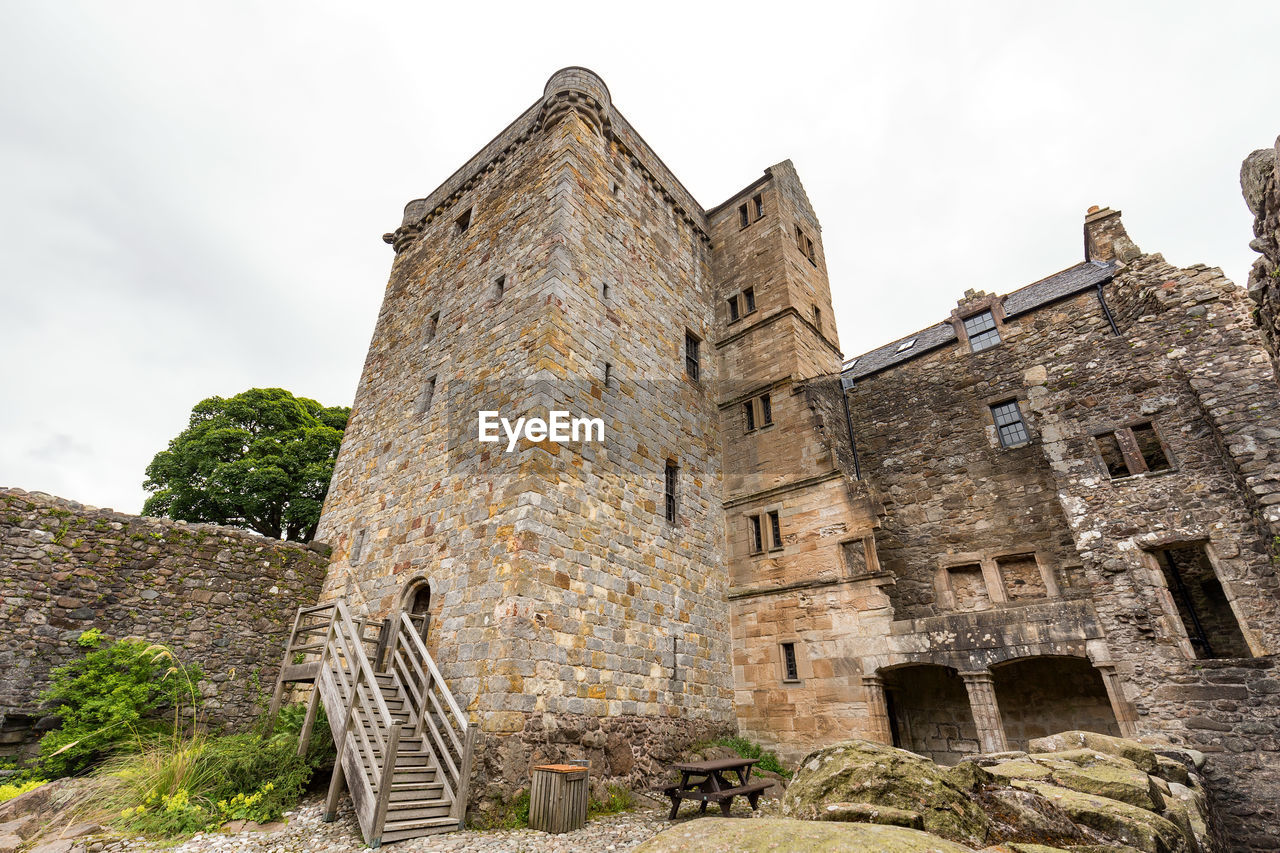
[{"left": 1084, "top": 206, "right": 1141, "bottom": 264}]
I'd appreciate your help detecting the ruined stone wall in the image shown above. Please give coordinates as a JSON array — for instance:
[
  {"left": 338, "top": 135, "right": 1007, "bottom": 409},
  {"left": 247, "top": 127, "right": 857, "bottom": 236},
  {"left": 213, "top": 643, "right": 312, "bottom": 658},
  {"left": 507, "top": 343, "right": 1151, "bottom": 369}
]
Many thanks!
[
  {"left": 1242, "top": 137, "right": 1280, "bottom": 374},
  {"left": 0, "top": 487, "right": 328, "bottom": 737}
]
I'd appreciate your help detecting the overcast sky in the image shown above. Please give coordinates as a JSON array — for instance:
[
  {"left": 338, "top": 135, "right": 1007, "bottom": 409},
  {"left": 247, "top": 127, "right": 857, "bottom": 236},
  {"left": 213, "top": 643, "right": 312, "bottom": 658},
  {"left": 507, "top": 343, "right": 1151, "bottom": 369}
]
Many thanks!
[{"left": 2, "top": 1, "right": 1277, "bottom": 515}]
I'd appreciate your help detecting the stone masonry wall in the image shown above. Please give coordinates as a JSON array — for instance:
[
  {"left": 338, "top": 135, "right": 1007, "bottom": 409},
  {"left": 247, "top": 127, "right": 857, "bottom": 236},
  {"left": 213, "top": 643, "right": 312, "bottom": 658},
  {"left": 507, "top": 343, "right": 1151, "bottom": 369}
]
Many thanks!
[
  {"left": 1242, "top": 137, "right": 1280, "bottom": 374},
  {"left": 0, "top": 487, "right": 328, "bottom": 737}
]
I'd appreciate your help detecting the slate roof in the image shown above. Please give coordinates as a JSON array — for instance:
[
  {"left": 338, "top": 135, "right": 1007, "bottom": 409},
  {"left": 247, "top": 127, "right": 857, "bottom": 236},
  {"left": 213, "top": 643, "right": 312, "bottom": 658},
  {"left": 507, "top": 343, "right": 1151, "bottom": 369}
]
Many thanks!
[{"left": 841, "top": 260, "right": 1116, "bottom": 387}]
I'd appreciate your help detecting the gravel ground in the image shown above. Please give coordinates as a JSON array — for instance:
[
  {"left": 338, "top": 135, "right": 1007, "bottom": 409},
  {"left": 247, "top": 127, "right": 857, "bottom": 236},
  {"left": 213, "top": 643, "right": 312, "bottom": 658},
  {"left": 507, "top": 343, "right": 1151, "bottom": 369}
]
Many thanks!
[{"left": 91, "top": 793, "right": 782, "bottom": 853}]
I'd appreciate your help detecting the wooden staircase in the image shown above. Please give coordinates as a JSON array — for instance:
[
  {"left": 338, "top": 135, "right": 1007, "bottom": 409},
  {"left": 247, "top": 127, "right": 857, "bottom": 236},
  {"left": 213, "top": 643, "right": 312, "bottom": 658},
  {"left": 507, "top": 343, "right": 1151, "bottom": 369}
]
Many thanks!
[{"left": 268, "top": 600, "right": 477, "bottom": 846}]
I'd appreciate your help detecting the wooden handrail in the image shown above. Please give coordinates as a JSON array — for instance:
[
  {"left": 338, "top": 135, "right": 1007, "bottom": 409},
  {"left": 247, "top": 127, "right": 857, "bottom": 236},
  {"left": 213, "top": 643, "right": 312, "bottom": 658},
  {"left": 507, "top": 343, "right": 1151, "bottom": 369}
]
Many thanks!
[{"left": 399, "top": 613, "right": 467, "bottom": 728}]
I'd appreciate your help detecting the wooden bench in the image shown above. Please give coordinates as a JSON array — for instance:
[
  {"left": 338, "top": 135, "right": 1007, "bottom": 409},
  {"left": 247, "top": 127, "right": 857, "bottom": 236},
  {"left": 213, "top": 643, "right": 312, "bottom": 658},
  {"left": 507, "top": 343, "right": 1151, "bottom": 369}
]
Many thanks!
[{"left": 661, "top": 758, "right": 770, "bottom": 819}]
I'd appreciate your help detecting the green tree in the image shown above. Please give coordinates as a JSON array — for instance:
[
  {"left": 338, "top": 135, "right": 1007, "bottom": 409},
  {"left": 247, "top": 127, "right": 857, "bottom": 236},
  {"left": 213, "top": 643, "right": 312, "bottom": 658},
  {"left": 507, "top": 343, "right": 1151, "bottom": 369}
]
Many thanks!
[{"left": 143, "top": 388, "right": 349, "bottom": 542}]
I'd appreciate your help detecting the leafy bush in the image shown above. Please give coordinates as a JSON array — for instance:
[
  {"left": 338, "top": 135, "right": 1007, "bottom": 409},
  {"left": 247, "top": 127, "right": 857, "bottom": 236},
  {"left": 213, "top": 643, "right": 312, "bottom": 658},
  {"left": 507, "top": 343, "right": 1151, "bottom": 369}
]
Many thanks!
[
  {"left": 709, "top": 736, "right": 793, "bottom": 779},
  {"left": 39, "top": 635, "right": 203, "bottom": 777},
  {"left": 0, "top": 779, "right": 47, "bottom": 803},
  {"left": 471, "top": 789, "right": 531, "bottom": 830}
]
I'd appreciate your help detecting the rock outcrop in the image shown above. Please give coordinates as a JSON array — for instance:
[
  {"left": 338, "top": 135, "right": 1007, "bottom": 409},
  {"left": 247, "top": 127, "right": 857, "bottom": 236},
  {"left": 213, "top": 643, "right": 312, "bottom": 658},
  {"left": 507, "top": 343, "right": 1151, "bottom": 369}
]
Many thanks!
[
  {"left": 1242, "top": 137, "right": 1280, "bottom": 372},
  {"left": 775, "top": 734, "right": 1218, "bottom": 853}
]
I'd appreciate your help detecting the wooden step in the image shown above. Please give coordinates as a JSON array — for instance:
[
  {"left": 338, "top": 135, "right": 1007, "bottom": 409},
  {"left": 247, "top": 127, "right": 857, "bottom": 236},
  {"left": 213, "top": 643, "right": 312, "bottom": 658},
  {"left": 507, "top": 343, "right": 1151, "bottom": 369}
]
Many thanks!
[
  {"left": 379, "top": 816, "right": 459, "bottom": 843},
  {"left": 388, "top": 781, "right": 445, "bottom": 802},
  {"left": 383, "top": 800, "right": 452, "bottom": 821}
]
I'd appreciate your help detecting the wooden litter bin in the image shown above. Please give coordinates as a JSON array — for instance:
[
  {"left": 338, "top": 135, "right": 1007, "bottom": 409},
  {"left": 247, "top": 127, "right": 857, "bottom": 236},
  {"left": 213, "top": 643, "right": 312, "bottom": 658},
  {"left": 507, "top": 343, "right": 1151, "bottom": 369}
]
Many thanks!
[{"left": 529, "top": 764, "right": 589, "bottom": 833}]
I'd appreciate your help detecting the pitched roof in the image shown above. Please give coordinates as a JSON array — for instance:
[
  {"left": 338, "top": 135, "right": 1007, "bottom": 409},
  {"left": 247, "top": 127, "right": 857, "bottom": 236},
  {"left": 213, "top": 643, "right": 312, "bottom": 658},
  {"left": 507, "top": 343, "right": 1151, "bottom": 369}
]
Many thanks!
[{"left": 841, "top": 260, "right": 1116, "bottom": 387}]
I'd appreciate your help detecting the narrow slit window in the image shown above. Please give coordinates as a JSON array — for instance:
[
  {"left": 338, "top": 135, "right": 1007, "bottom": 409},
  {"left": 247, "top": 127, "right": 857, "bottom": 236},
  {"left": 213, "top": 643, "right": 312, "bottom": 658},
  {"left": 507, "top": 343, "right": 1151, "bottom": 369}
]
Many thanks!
[
  {"left": 743, "top": 287, "right": 756, "bottom": 313},
  {"left": 795, "top": 225, "right": 804, "bottom": 247},
  {"left": 425, "top": 311, "right": 440, "bottom": 344},
  {"left": 603, "top": 362, "right": 612, "bottom": 387},
  {"left": 749, "top": 514, "right": 763, "bottom": 554},
  {"left": 349, "top": 529, "right": 367, "bottom": 565},
  {"left": 415, "top": 376, "right": 437, "bottom": 416},
  {"left": 743, "top": 400, "right": 756, "bottom": 432},
  {"left": 781, "top": 642, "right": 799, "bottom": 682},
  {"left": 684, "top": 331, "right": 700, "bottom": 382},
  {"left": 664, "top": 460, "right": 678, "bottom": 524},
  {"left": 813, "top": 305, "right": 821, "bottom": 326},
  {"left": 728, "top": 295, "right": 740, "bottom": 323},
  {"left": 1132, "top": 422, "right": 1171, "bottom": 472},
  {"left": 760, "top": 393, "right": 772, "bottom": 426},
  {"left": 963, "top": 310, "right": 1002, "bottom": 352},
  {"left": 493, "top": 274, "right": 506, "bottom": 300},
  {"left": 806, "top": 237, "right": 816, "bottom": 262},
  {"left": 601, "top": 280, "right": 611, "bottom": 301},
  {"left": 752, "top": 193, "right": 764, "bottom": 219},
  {"left": 768, "top": 510, "right": 782, "bottom": 551},
  {"left": 454, "top": 208, "right": 471, "bottom": 234},
  {"left": 991, "top": 400, "right": 1029, "bottom": 447},
  {"left": 739, "top": 204, "right": 750, "bottom": 228}
]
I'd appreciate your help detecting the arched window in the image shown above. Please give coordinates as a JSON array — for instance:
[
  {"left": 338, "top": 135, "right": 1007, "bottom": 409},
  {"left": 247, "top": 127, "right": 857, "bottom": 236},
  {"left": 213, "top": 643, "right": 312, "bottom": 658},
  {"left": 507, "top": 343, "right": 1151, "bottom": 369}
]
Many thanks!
[{"left": 409, "top": 583, "right": 431, "bottom": 617}]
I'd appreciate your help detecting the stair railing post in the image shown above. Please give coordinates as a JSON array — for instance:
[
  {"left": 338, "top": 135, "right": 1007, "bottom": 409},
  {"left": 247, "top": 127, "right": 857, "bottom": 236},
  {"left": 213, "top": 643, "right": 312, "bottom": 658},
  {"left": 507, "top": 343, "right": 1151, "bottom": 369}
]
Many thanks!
[
  {"left": 265, "top": 605, "right": 306, "bottom": 736},
  {"left": 323, "top": 656, "right": 363, "bottom": 825},
  {"left": 370, "top": 719, "right": 403, "bottom": 848},
  {"left": 453, "top": 724, "right": 477, "bottom": 829},
  {"left": 296, "top": 604, "right": 337, "bottom": 758}
]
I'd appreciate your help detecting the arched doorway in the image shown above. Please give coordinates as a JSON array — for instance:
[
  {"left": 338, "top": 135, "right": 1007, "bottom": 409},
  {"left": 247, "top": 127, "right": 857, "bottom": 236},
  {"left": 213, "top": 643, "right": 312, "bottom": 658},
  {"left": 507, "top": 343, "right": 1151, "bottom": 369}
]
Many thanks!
[
  {"left": 401, "top": 578, "right": 432, "bottom": 641},
  {"left": 991, "top": 656, "right": 1120, "bottom": 751},
  {"left": 879, "top": 664, "right": 977, "bottom": 765}
]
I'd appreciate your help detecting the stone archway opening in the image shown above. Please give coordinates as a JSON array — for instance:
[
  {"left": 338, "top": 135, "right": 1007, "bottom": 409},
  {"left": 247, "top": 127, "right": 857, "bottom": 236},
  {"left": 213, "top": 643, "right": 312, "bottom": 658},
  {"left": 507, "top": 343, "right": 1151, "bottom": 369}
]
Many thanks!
[
  {"left": 879, "top": 664, "right": 978, "bottom": 765},
  {"left": 991, "top": 655, "right": 1120, "bottom": 751},
  {"left": 400, "top": 578, "right": 432, "bottom": 641}
]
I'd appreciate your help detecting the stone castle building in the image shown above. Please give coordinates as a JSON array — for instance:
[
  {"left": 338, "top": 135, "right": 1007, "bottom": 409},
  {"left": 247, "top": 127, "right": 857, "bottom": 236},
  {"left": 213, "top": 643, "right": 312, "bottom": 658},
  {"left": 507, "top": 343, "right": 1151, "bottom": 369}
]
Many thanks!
[{"left": 314, "top": 69, "right": 1280, "bottom": 844}]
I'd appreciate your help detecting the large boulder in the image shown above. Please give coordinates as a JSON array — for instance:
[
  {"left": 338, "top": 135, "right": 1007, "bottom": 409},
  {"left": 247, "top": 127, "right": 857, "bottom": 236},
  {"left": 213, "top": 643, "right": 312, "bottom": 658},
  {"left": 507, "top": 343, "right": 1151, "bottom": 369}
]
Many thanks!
[
  {"left": 781, "top": 739, "right": 992, "bottom": 848},
  {"left": 1027, "top": 731, "right": 1158, "bottom": 775},
  {"left": 633, "top": 816, "right": 976, "bottom": 853}
]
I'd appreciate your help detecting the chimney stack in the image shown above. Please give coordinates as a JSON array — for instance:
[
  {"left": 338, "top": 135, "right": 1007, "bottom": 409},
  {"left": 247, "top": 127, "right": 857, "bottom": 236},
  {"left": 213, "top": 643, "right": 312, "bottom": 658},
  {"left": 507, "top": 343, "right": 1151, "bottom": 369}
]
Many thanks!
[{"left": 1084, "top": 206, "right": 1141, "bottom": 264}]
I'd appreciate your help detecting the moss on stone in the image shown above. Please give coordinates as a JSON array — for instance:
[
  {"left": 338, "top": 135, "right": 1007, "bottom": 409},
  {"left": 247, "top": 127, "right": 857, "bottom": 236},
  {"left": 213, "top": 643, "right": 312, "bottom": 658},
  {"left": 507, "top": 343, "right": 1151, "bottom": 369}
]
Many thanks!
[{"left": 1013, "top": 780, "right": 1187, "bottom": 853}]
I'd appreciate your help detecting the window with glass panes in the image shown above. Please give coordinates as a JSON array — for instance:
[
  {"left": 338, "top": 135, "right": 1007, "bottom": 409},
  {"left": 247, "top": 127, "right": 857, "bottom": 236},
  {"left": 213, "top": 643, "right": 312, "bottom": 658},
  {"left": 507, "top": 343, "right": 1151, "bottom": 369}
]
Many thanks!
[
  {"left": 991, "top": 400, "right": 1029, "bottom": 447},
  {"left": 963, "top": 310, "right": 1002, "bottom": 352}
]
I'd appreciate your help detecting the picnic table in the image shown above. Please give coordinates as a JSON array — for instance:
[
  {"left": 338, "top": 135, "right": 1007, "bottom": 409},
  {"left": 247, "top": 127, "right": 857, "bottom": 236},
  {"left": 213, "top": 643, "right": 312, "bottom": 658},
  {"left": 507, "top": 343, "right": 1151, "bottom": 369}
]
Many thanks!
[{"left": 661, "top": 757, "right": 772, "bottom": 818}]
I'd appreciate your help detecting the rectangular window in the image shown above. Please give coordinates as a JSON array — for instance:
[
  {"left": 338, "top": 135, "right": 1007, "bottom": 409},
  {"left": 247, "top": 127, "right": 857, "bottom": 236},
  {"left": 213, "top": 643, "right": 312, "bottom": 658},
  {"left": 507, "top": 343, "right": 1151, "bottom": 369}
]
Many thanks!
[
  {"left": 795, "top": 225, "right": 804, "bottom": 247},
  {"left": 991, "top": 400, "right": 1029, "bottom": 447},
  {"left": 806, "top": 236, "right": 816, "bottom": 262},
  {"left": 743, "top": 400, "right": 756, "bottom": 432},
  {"left": 728, "top": 295, "right": 740, "bottom": 323},
  {"left": 812, "top": 304, "right": 821, "bottom": 326},
  {"left": 963, "top": 310, "right": 1002, "bottom": 352},
  {"left": 1131, "top": 422, "right": 1171, "bottom": 472},
  {"left": 1097, "top": 421, "right": 1171, "bottom": 479},
  {"left": 752, "top": 193, "right": 763, "bottom": 219},
  {"left": 493, "top": 274, "right": 506, "bottom": 300},
  {"left": 1096, "top": 432, "right": 1130, "bottom": 478},
  {"left": 768, "top": 510, "right": 782, "bottom": 551},
  {"left": 781, "top": 642, "right": 799, "bottom": 682},
  {"left": 743, "top": 287, "right": 756, "bottom": 313},
  {"left": 664, "top": 460, "right": 678, "bottom": 524},
  {"left": 415, "top": 376, "right": 437, "bottom": 415},
  {"left": 426, "top": 311, "right": 439, "bottom": 344},
  {"left": 998, "top": 554, "right": 1048, "bottom": 600},
  {"left": 749, "top": 514, "right": 763, "bottom": 554},
  {"left": 601, "top": 280, "right": 611, "bottom": 301},
  {"left": 1154, "top": 544, "right": 1251, "bottom": 659},
  {"left": 947, "top": 564, "right": 991, "bottom": 612},
  {"left": 684, "top": 331, "right": 700, "bottom": 382},
  {"left": 454, "top": 208, "right": 471, "bottom": 234},
  {"left": 739, "top": 203, "right": 750, "bottom": 228},
  {"left": 760, "top": 393, "right": 772, "bottom": 426},
  {"left": 604, "top": 362, "right": 612, "bottom": 387}
]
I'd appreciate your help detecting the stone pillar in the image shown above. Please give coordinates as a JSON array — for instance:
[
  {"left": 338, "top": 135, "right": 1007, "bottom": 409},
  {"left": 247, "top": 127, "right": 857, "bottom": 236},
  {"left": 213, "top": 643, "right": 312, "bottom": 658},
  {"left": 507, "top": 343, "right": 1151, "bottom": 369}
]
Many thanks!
[
  {"left": 862, "top": 675, "right": 893, "bottom": 745},
  {"left": 1095, "top": 663, "right": 1138, "bottom": 738},
  {"left": 960, "top": 671, "right": 1008, "bottom": 754}
]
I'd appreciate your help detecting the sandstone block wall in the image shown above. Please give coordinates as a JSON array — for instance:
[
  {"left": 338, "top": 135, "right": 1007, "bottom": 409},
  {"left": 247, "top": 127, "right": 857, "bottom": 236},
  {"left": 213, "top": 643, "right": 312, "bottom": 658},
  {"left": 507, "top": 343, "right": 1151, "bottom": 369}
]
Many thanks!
[{"left": 0, "top": 487, "right": 328, "bottom": 740}]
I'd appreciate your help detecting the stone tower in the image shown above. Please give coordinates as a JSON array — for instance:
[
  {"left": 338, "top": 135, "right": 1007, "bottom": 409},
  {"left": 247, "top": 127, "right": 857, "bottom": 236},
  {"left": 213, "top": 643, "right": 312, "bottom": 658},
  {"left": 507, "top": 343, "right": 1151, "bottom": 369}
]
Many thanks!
[{"left": 314, "top": 68, "right": 815, "bottom": 791}]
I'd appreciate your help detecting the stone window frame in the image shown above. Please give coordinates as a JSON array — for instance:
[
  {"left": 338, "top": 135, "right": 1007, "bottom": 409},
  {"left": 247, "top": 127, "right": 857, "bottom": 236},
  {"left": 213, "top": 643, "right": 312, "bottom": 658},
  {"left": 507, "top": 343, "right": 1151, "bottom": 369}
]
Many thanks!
[
  {"left": 949, "top": 292, "right": 1009, "bottom": 355},
  {"left": 684, "top": 330, "right": 702, "bottom": 383},
  {"left": 663, "top": 458, "right": 679, "bottom": 525},
  {"left": 934, "top": 549, "right": 1060, "bottom": 612},
  {"left": 726, "top": 287, "right": 759, "bottom": 326},
  {"left": 423, "top": 311, "right": 440, "bottom": 348},
  {"left": 453, "top": 206, "right": 473, "bottom": 236},
  {"left": 737, "top": 193, "right": 766, "bottom": 230},
  {"left": 839, "top": 533, "right": 882, "bottom": 579},
  {"left": 778, "top": 639, "right": 808, "bottom": 685},
  {"left": 1136, "top": 537, "right": 1265, "bottom": 660},
  {"left": 794, "top": 224, "right": 817, "bottom": 266},
  {"left": 745, "top": 502, "right": 785, "bottom": 556},
  {"left": 742, "top": 392, "right": 775, "bottom": 435},
  {"left": 986, "top": 396, "right": 1032, "bottom": 449},
  {"left": 1091, "top": 418, "right": 1176, "bottom": 481}
]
